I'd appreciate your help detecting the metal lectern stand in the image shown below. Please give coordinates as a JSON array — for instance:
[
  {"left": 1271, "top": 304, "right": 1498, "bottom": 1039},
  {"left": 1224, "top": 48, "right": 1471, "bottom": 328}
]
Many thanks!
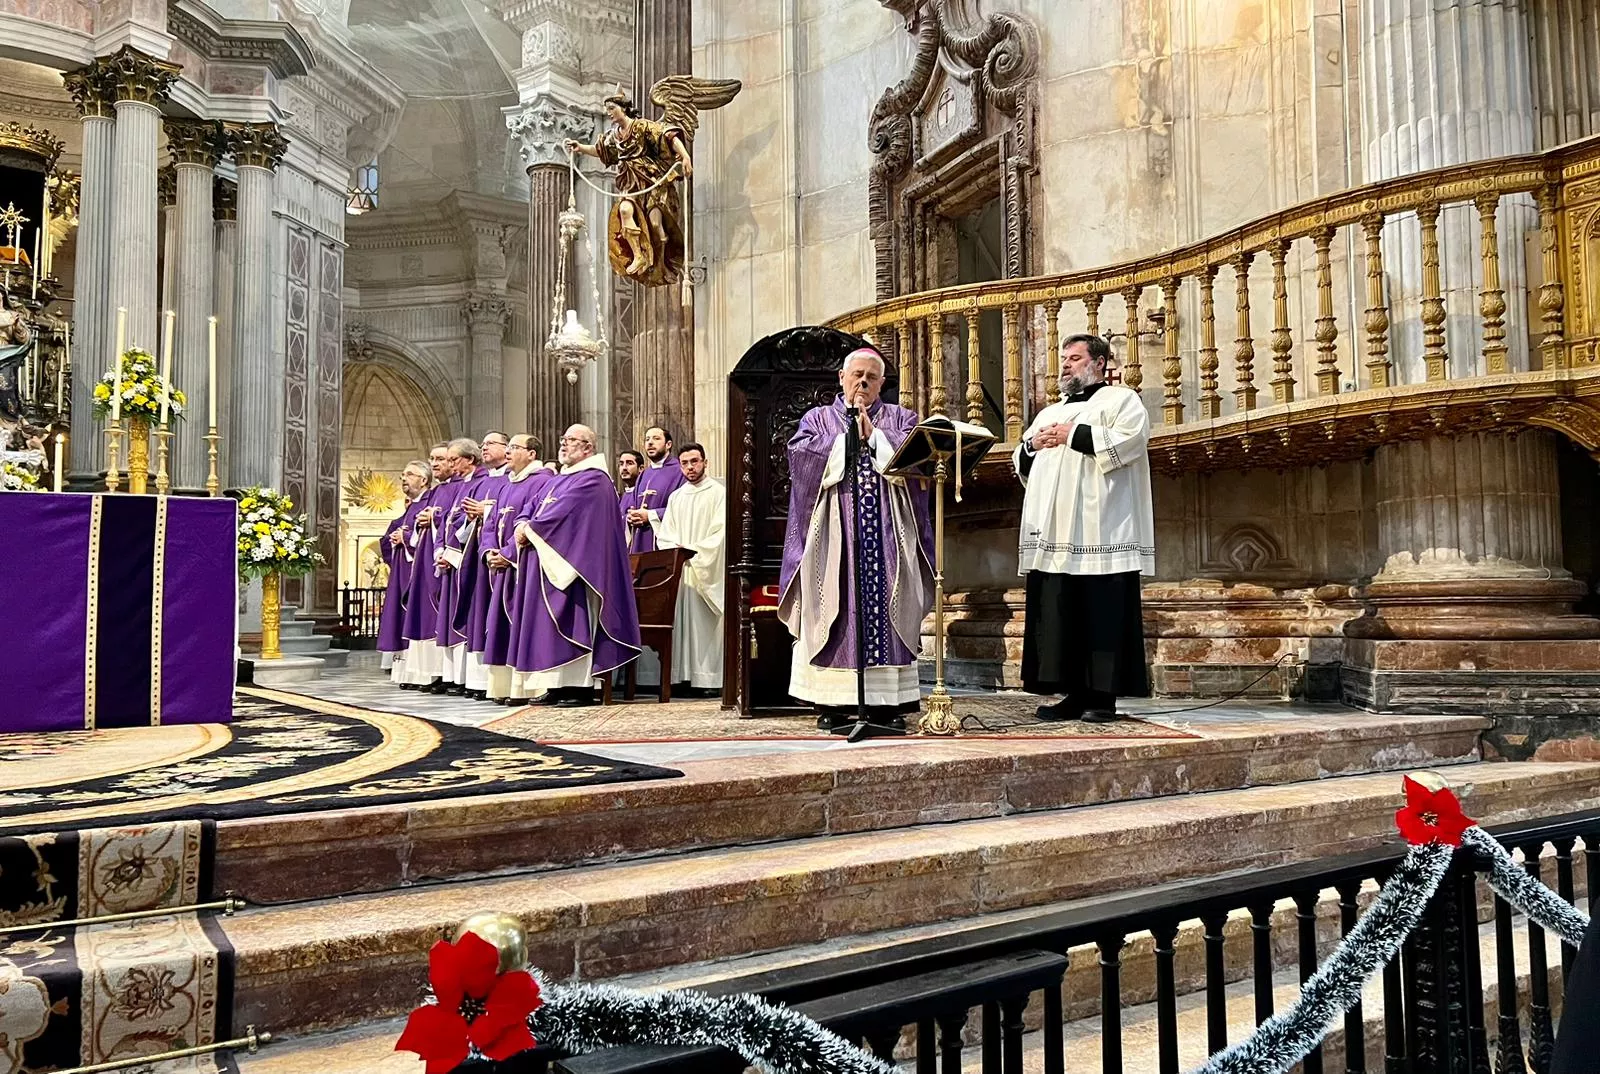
[{"left": 886, "top": 414, "right": 996, "bottom": 736}]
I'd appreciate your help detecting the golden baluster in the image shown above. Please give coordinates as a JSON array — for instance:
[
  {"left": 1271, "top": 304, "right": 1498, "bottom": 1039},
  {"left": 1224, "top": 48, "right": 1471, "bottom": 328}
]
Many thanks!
[
  {"left": 1536, "top": 184, "right": 1565, "bottom": 370},
  {"left": 1197, "top": 266, "right": 1221, "bottom": 418},
  {"left": 927, "top": 311, "right": 948, "bottom": 415},
  {"left": 1085, "top": 292, "right": 1102, "bottom": 338},
  {"left": 1232, "top": 253, "right": 1257, "bottom": 411},
  {"left": 1268, "top": 240, "right": 1294, "bottom": 404},
  {"left": 895, "top": 318, "right": 914, "bottom": 409},
  {"left": 1002, "top": 301, "right": 1023, "bottom": 442},
  {"left": 1360, "top": 215, "right": 1392, "bottom": 388},
  {"left": 964, "top": 305, "right": 983, "bottom": 424},
  {"left": 1418, "top": 202, "right": 1448, "bottom": 380},
  {"left": 1121, "top": 286, "right": 1143, "bottom": 393},
  {"left": 1474, "top": 192, "right": 1509, "bottom": 375},
  {"left": 1043, "top": 298, "right": 1062, "bottom": 404},
  {"left": 1160, "top": 277, "right": 1182, "bottom": 424},
  {"left": 1312, "top": 227, "right": 1340, "bottom": 395}
]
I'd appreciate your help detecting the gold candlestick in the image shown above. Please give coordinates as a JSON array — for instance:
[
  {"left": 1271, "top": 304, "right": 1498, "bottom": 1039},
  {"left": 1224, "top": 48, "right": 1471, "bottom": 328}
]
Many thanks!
[
  {"left": 917, "top": 453, "right": 961, "bottom": 736},
  {"left": 127, "top": 415, "right": 151, "bottom": 494},
  {"left": 154, "top": 425, "right": 172, "bottom": 494},
  {"left": 105, "top": 418, "right": 124, "bottom": 492},
  {"left": 204, "top": 426, "right": 221, "bottom": 496}
]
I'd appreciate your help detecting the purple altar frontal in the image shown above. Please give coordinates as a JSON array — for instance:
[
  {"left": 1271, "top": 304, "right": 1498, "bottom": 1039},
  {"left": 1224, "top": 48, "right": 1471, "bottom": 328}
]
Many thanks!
[{"left": 0, "top": 492, "right": 238, "bottom": 732}]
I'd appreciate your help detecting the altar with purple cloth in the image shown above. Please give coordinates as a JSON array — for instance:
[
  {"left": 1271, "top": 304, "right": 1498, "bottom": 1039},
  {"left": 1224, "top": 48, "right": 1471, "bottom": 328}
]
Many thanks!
[{"left": 0, "top": 493, "right": 237, "bottom": 731}]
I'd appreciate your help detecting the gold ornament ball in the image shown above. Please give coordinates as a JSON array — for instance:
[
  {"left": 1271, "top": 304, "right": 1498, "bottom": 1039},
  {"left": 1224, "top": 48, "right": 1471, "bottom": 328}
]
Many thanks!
[
  {"left": 455, "top": 912, "right": 529, "bottom": 974},
  {"left": 1407, "top": 770, "right": 1451, "bottom": 793}
]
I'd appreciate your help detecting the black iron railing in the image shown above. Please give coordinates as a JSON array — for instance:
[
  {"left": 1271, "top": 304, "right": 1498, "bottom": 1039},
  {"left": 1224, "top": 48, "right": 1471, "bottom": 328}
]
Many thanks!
[
  {"left": 504, "top": 808, "right": 1597, "bottom": 1074},
  {"left": 338, "top": 584, "right": 385, "bottom": 648}
]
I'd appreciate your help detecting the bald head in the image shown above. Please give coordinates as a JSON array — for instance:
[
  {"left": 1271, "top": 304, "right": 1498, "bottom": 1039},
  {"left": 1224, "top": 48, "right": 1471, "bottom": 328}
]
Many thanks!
[{"left": 560, "top": 424, "right": 598, "bottom": 466}]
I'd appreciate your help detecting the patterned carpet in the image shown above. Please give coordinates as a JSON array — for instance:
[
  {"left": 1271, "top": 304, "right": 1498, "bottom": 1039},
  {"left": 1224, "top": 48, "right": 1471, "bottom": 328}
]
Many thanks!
[{"left": 485, "top": 693, "right": 1198, "bottom": 742}]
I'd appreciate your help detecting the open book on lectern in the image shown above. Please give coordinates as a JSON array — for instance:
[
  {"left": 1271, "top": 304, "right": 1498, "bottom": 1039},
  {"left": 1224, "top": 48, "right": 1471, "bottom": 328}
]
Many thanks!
[{"left": 886, "top": 414, "right": 996, "bottom": 482}]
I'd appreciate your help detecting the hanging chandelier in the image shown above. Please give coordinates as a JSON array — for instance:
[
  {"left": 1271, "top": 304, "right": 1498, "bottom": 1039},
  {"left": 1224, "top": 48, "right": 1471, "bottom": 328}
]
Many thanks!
[{"left": 546, "top": 176, "right": 607, "bottom": 384}]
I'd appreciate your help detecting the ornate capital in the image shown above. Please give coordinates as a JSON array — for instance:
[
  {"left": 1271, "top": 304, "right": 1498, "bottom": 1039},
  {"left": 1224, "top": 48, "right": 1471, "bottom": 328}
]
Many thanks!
[
  {"left": 165, "top": 118, "right": 224, "bottom": 168},
  {"left": 213, "top": 176, "right": 238, "bottom": 221},
  {"left": 158, "top": 164, "right": 177, "bottom": 208},
  {"left": 103, "top": 46, "right": 182, "bottom": 107},
  {"left": 506, "top": 97, "right": 597, "bottom": 171},
  {"left": 224, "top": 122, "right": 289, "bottom": 171},
  {"left": 62, "top": 62, "right": 118, "bottom": 118},
  {"left": 0, "top": 122, "right": 66, "bottom": 169},
  {"left": 462, "top": 292, "right": 511, "bottom": 331}
]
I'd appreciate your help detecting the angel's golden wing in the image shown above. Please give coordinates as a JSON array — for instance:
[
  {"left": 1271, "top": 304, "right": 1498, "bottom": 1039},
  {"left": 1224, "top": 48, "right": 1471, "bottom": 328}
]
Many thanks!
[{"left": 648, "top": 76, "right": 742, "bottom": 144}]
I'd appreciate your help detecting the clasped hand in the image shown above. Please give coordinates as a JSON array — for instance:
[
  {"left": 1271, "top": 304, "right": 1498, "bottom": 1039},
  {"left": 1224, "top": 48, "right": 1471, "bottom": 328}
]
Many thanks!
[
  {"left": 486, "top": 550, "right": 511, "bottom": 570},
  {"left": 626, "top": 508, "right": 650, "bottom": 527},
  {"left": 1032, "top": 422, "right": 1075, "bottom": 451}
]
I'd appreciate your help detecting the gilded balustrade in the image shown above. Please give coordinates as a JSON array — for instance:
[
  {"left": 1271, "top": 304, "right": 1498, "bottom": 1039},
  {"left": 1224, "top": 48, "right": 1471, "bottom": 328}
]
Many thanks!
[{"left": 827, "top": 135, "right": 1600, "bottom": 475}]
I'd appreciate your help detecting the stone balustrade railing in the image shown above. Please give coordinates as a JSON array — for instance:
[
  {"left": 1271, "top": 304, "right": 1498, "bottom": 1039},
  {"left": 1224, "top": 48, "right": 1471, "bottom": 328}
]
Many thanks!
[{"left": 826, "top": 136, "right": 1600, "bottom": 475}]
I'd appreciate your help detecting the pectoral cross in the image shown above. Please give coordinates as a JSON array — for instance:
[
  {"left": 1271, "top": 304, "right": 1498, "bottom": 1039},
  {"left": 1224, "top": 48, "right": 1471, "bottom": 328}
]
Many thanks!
[
  {"left": 540, "top": 492, "right": 559, "bottom": 509},
  {"left": 641, "top": 488, "right": 657, "bottom": 500}
]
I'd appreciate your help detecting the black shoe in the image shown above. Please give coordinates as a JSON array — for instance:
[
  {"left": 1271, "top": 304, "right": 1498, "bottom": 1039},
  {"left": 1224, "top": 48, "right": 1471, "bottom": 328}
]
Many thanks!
[
  {"left": 553, "top": 688, "right": 596, "bottom": 708},
  {"left": 465, "top": 689, "right": 486, "bottom": 701},
  {"left": 446, "top": 683, "right": 466, "bottom": 696},
  {"left": 398, "top": 683, "right": 418, "bottom": 691},
  {"left": 426, "top": 679, "right": 447, "bottom": 694},
  {"left": 503, "top": 696, "right": 529, "bottom": 706},
  {"left": 1036, "top": 699, "right": 1083, "bottom": 721},
  {"left": 1081, "top": 708, "right": 1118, "bottom": 724}
]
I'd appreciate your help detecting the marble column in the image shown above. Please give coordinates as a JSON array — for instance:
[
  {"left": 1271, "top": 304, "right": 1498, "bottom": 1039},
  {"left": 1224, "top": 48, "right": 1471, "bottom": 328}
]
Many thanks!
[
  {"left": 462, "top": 292, "right": 510, "bottom": 433},
  {"left": 224, "top": 122, "right": 288, "bottom": 490},
  {"left": 166, "top": 120, "right": 220, "bottom": 490},
  {"left": 631, "top": 0, "right": 696, "bottom": 444},
  {"left": 1362, "top": 0, "right": 1538, "bottom": 379},
  {"left": 61, "top": 61, "right": 116, "bottom": 483},
  {"left": 213, "top": 177, "right": 237, "bottom": 464},
  {"left": 507, "top": 99, "right": 596, "bottom": 452},
  {"left": 158, "top": 164, "right": 176, "bottom": 316},
  {"left": 105, "top": 47, "right": 179, "bottom": 355}
]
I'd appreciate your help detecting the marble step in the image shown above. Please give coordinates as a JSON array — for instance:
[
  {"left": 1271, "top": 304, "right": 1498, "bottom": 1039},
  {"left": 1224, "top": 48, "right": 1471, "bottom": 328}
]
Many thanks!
[
  {"left": 206, "top": 712, "right": 1486, "bottom": 904},
  {"left": 246, "top": 654, "right": 326, "bottom": 687},
  {"left": 218, "top": 760, "right": 1600, "bottom": 1038}
]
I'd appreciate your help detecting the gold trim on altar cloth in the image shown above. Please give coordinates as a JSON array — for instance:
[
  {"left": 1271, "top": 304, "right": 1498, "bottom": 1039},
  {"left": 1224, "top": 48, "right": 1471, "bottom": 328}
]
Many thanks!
[
  {"left": 150, "top": 496, "right": 169, "bottom": 724},
  {"left": 84, "top": 495, "right": 103, "bottom": 731}
]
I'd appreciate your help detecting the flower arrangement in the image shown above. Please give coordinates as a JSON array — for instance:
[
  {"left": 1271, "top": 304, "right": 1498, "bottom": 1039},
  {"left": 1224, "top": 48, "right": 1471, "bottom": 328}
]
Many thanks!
[
  {"left": 91, "top": 348, "right": 187, "bottom": 423},
  {"left": 1, "top": 460, "right": 40, "bottom": 491},
  {"left": 235, "top": 487, "right": 324, "bottom": 579}
]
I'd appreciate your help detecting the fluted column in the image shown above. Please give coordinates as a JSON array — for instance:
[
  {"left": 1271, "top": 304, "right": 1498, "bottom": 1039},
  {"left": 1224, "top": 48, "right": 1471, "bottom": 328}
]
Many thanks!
[
  {"left": 167, "top": 119, "right": 220, "bottom": 490},
  {"left": 105, "top": 47, "right": 179, "bottom": 355},
  {"left": 224, "top": 122, "right": 288, "bottom": 490},
  {"left": 1362, "top": 0, "right": 1538, "bottom": 379},
  {"left": 62, "top": 61, "right": 116, "bottom": 482},
  {"left": 507, "top": 98, "right": 597, "bottom": 450},
  {"left": 158, "top": 164, "right": 176, "bottom": 315},
  {"left": 632, "top": 0, "right": 695, "bottom": 443},
  {"left": 463, "top": 293, "right": 511, "bottom": 432},
  {"left": 213, "top": 177, "right": 237, "bottom": 459}
]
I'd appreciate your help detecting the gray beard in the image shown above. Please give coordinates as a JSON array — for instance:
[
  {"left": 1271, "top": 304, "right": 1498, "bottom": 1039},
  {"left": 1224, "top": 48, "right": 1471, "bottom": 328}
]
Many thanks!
[{"left": 1063, "top": 373, "right": 1102, "bottom": 397}]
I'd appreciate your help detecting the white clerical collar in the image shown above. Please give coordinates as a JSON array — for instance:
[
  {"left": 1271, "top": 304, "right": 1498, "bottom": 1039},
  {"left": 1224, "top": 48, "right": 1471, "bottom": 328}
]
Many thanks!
[
  {"left": 561, "top": 453, "right": 609, "bottom": 476},
  {"left": 507, "top": 462, "right": 542, "bottom": 482},
  {"left": 647, "top": 457, "right": 668, "bottom": 468},
  {"left": 489, "top": 463, "right": 510, "bottom": 475}
]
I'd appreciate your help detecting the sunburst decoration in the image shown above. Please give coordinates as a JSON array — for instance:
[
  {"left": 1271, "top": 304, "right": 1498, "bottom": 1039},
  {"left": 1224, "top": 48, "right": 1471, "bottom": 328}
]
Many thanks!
[{"left": 343, "top": 468, "right": 402, "bottom": 512}]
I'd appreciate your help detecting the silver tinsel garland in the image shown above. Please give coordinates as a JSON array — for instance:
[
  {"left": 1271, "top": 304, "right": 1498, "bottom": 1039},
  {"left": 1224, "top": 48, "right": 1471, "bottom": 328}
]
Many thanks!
[
  {"left": 1463, "top": 825, "right": 1590, "bottom": 947},
  {"left": 527, "top": 976, "right": 894, "bottom": 1074}
]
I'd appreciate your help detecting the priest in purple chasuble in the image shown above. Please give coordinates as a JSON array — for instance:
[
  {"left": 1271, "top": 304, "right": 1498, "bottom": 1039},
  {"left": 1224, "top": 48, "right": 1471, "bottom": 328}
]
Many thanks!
[
  {"left": 778, "top": 347, "right": 935, "bottom": 731},
  {"left": 378, "top": 460, "right": 431, "bottom": 672},
  {"left": 507, "top": 424, "right": 642, "bottom": 706},
  {"left": 625, "top": 426, "right": 686, "bottom": 554},
  {"left": 617, "top": 449, "right": 644, "bottom": 529},
  {"left": 483, "top": 437, "right": 559, "bottom": 702},
  {"left": 396, "top": 444, "right": 454, "bottom": 686},
  {"left": 439, "top": 433, "right": 512, "bottom": 695}
]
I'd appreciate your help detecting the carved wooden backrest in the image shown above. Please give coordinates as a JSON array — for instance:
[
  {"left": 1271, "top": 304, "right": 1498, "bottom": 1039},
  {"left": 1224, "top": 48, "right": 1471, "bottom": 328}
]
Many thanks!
[{"left": 631, "top": 548, "right": 692, "bottom": 631}]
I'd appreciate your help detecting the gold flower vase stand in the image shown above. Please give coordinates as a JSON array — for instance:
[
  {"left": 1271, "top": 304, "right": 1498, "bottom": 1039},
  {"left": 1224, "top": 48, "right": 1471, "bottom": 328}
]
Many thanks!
[
  {"left": 259, "top": 571, "right": 283, "bottom": 660},
  {"left": 126, "top": 415, "right": 151, "bottom": 494},
  {"left": 885, "top": 414, "right": 996, "bottom": 736}
]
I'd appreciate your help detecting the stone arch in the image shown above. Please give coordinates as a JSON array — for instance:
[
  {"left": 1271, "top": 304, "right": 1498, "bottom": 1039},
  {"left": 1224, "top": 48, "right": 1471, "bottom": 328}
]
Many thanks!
[{"left": 341, "top": 346, "right": 452, "bottom": 481}]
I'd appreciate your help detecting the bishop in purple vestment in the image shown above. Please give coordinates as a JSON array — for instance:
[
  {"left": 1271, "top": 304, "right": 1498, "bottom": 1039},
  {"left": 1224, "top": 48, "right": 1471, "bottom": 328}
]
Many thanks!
[
  {"left": 395, "top": 444, "right": 454, "bottom": 686},
  {"left": 378, "top": 460, "right": 431, "bottom": 670},
  {"left": 625, "top": 427, "right": 686, "bottom": 554},
  {"left": 778, "top": 347, "right": 934, "bottom": 730},
  {"left": 507, "top": 424, "right": 641, "bottom": 705}
]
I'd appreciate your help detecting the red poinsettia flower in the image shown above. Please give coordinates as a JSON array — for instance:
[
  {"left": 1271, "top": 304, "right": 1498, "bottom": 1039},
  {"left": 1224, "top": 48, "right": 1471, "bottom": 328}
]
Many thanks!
[
  {"left": 396, "top": 932, "right": 542, "bottom": 1073},
  {"left": 1394, "top": 775, "right": 1475, "bottom": 846}
]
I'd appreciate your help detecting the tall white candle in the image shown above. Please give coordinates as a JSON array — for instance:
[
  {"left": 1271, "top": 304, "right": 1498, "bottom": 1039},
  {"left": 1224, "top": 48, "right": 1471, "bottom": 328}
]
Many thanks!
[
  {"left": 158, "top": 308, "right": 175, "bottom": 425},
  {"left": 52, "top": 434, "right": 63, "bottom": 493},
  {"left": 30, "top": 225, "right": 39, "bottom": 300},
  {"left": 58, "top": 323, "right": 68, "bottom": 413},
  {"left": 111, "top": 307, "right": 125, "bottom": 421},
  {"left": 207, "top": 315, "right": 218, "bottom": 427}
]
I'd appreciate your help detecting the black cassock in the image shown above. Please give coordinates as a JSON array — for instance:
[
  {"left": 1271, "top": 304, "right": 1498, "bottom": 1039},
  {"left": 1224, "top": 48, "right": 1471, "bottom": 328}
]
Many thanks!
[
  {"left": 1017, "top": 425, "right": 1148, "bottom": 710},
  {"left": 1552, "top": 912, "right": 1600, "bottom": 1074}
]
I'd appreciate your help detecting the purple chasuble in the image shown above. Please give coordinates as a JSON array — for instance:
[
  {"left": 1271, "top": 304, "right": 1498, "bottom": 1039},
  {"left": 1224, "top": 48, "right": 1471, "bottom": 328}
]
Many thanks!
[
  {"left": 779, "top": 397, "right": 934, "bottom": 671},
  {"left": 507, "top": 462, "right": 642, "bottom": 676},
  {"left": 627, "top": 456, "right": 685, "bottom": 554},
  {"left": 619, "top": 482, "right": 643, "bottom": 536},
  {"left": 377, "top": 497, "right": 425, "bottom": 653},
  {"left": 483, "top": 468, "right": 558, "bottom": 667},
  {"left": 449, "top": 469, "right": 511, "bottom": 651},
  {"left": 401, "top": 478, "right": 469, "bottom": 643},
  {"left": 434, "top": 467, "right": 492, "bottom": 648}
]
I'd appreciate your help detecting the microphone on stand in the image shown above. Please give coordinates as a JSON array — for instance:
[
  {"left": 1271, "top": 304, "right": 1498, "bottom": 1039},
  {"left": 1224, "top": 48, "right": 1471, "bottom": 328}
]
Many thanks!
[{"left": 843, "top": 386, "right": 869, "bottom": 739}]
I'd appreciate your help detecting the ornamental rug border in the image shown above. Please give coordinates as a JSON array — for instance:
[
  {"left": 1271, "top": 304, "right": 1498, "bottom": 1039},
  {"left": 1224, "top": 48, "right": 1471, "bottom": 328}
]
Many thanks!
[{"left": 0, "top": 690, "right": 681, "bottom": 835}]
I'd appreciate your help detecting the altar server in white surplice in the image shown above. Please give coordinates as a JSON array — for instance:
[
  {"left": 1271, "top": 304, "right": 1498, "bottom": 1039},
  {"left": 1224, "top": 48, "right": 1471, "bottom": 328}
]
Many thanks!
[
  {"left": 647, "top": 442, "right": 726, "bottom": 693},
  {"left": 1013, "top": 333, "right": 1154, "bottom": 725}
]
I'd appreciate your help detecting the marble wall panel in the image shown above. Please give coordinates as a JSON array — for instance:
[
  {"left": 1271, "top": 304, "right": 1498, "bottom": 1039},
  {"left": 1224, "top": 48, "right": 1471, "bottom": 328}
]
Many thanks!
[
  {"left": 0, "top": 0, "right": 95, "bottom": 32},
  {"left": 315, "top": 241, "right": 343, "bottom": 610}
]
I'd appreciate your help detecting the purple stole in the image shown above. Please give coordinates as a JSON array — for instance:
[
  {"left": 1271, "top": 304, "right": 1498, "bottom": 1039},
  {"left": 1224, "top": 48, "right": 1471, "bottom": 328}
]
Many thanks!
[
  {"left": 377, "top": 498, "right": 424, "bottom": 653},
  {"left": 482, "top": 467, "right": 557, "bottom": 667},
  {"left": 627, "top": 457, "right": 685, "bottom": 554}
]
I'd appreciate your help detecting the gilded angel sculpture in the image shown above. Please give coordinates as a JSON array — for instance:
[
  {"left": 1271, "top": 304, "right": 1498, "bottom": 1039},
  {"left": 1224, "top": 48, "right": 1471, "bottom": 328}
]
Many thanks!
[{"left": 565, "top": 76, "right": 741, "bottom": 287}]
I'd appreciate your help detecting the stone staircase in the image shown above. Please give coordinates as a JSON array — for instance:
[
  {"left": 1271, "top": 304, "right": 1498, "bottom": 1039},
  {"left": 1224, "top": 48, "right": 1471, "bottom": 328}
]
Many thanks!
[{"left": 243, "top": 610, "right": 345, "bottom": 686}]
